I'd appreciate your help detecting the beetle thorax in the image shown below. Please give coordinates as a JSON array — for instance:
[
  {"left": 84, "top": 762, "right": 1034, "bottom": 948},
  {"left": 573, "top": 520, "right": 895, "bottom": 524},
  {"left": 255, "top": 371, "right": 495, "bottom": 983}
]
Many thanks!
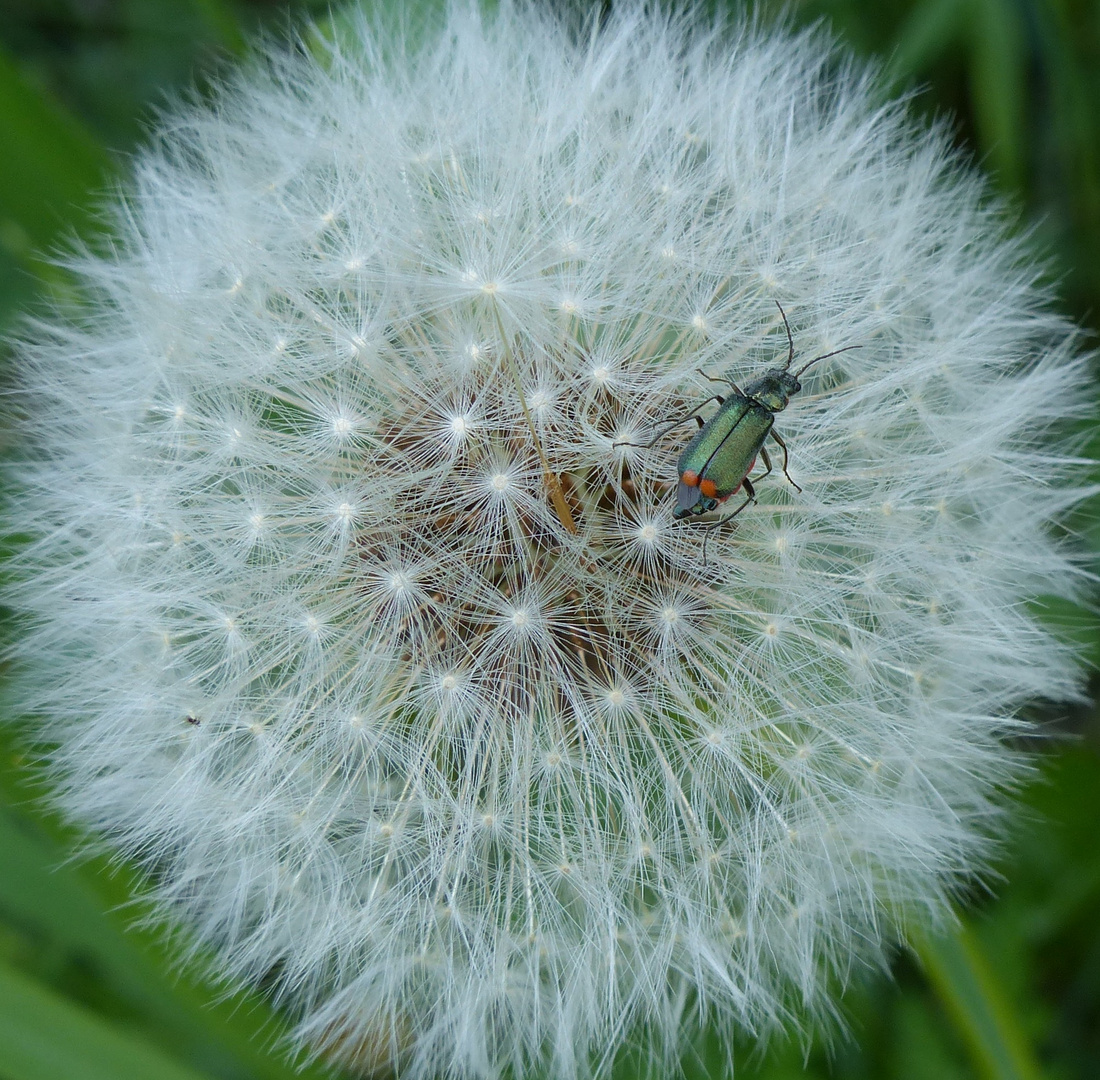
[{"left": 742, "top": 369, "right": 800, "bottom": 412}]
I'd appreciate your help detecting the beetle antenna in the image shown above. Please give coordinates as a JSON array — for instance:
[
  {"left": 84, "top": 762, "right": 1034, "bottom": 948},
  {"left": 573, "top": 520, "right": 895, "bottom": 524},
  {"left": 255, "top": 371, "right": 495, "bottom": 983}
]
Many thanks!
[
  {"left": 794, "top": 344, "right": 862, "bottom": 378},
  {"left": 774, "top": 300, "right": 795, "bottom": 370}
]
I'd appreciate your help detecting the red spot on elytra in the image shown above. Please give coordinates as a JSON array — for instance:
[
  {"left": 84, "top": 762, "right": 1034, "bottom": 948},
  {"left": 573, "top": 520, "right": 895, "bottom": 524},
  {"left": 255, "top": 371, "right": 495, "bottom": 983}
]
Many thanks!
[
  {"left": 681, "top": 470, "right": 700, "bottom": 488},
  {"left": 699, "top": 478, "right": 718, "bottom": 499}
]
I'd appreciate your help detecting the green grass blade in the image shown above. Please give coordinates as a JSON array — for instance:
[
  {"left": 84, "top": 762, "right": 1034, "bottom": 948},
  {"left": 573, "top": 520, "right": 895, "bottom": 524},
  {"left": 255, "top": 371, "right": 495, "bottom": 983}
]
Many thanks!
[
  {"left": 885, "top": 0, "right": 972, "bottom": 88},
  {"left": 914, "top": 922, "right": 1045, "bottom": 1080},
  {"left": 969, "top": 0, "right": 1027, "bottom": 191}
]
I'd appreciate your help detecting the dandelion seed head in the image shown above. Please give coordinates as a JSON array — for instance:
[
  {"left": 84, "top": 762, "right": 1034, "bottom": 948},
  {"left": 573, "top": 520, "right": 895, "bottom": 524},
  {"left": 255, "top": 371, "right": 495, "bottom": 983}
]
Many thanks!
[{"left": 3, "top": 3, "right": 1092, "bottom": 1080}]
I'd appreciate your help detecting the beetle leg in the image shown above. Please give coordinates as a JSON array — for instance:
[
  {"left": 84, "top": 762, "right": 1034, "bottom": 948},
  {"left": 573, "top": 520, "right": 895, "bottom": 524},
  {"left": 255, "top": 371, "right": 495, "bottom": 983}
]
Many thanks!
[
  {"left": 755, "top": 447, "right": 774, "bottom": 484},
  {"left": 612, "top": 397, "right": 721, "bottom": 449},
  {"left": 700, "top": 486, "right": 755, "bottom": 566},
  {"left": 769, "top": 429, "right": 801, "bottom": 492}
]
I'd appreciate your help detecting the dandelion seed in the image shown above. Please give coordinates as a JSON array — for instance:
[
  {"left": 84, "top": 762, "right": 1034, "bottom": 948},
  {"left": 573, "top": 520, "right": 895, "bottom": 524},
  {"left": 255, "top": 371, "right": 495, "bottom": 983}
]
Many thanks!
[{"left": 2, "top": 3, "right": 1092, "bottom": 1080}]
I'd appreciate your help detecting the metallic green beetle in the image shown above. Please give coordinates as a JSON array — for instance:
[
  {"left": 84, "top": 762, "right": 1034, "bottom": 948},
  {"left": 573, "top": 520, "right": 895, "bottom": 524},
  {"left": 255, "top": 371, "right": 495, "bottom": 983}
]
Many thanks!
[{"left": 621, "top": 302, "right": 859, "bottom": 545}]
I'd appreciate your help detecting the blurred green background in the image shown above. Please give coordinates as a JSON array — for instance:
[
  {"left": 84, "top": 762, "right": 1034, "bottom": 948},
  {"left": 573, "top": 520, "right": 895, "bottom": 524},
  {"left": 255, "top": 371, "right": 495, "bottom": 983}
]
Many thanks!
[{"left": 1, "top": 1, "right": 1098, "bottom": 1078}]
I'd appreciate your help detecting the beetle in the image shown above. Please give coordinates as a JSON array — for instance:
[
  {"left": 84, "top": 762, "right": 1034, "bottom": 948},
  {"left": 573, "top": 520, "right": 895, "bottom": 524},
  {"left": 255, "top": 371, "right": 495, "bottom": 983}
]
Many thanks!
[{"left": 617, "top": 301, "right": 859, "bottom": 557}]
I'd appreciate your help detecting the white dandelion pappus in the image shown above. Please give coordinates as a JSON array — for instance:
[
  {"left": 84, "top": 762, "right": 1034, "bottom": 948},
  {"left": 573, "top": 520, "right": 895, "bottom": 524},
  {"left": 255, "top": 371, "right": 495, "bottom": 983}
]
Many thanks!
[{"left": 4, "top": 2, "right": 1092, "bottom": 1078}]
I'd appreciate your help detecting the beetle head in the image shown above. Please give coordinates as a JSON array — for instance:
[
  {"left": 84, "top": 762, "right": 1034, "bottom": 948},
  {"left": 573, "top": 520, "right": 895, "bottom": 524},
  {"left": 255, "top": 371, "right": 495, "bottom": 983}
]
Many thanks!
[{"left": 743, "top": 368, "right": 800, "bottom": 412}]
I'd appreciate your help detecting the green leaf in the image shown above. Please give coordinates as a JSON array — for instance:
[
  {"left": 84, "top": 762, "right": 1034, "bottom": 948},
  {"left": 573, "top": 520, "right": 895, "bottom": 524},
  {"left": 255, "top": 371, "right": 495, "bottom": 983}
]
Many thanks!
[
  {"left": 0, "top": 45, "right": 110, "bottom": 247},
  {"left": 0, "top": 958, "right": 213, "bottom": 1080},
  {"left": 189, "top": 0, "right": 248, "bottom": 55},
  {"left": 0, "top": 43, "right": 114, "bottom": 322}
]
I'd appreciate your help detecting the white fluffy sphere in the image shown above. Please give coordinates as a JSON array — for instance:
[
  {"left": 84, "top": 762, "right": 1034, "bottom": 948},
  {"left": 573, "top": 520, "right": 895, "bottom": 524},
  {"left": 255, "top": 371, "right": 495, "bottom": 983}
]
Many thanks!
[{"left": 5, "top": 2, "right": 1090, "bottom": 1077}]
